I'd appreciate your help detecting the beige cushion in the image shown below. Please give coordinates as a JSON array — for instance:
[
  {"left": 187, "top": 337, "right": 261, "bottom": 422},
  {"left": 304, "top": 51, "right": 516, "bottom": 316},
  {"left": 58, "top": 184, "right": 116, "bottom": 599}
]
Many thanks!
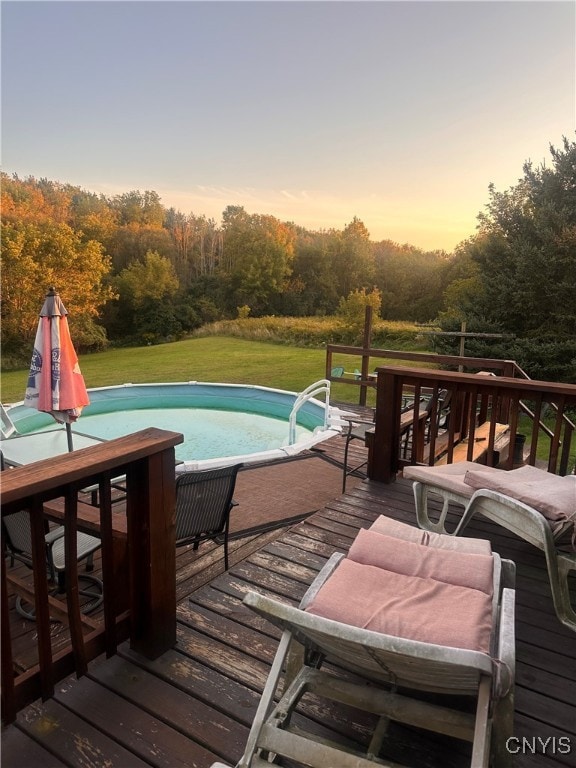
[
  {"left": 369, "top": 515, "right": 492, "bottom": 555},
  {"left": 349, "top": 528, "right": 494, "bottom": 595},
  {"left": 464, "top": 466, "right": 576, "bottom": 529},
  {"left": 305, "top": 558, "right": 493, "bottom": 653},
  {"left": 403, "top": 461, "right": 493, "bottom": 497}
]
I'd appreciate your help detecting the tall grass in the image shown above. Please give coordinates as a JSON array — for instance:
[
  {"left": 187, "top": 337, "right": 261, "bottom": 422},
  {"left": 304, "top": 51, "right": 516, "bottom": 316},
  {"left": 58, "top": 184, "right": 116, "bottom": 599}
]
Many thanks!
[{"left": 194, "top": 316, "right": 430, "bottom": 350}]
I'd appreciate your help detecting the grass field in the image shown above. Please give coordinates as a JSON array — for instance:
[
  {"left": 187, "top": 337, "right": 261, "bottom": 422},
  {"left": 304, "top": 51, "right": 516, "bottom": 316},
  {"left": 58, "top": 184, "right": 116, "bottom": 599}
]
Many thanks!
[{"left": 0, "top": 336, "right": 373, "bottom": 405}]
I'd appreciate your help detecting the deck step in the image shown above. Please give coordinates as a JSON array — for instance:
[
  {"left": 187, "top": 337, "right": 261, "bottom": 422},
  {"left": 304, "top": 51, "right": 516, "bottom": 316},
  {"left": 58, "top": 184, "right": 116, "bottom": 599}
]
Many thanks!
[{"left": 435, "top": 422, "right": 509, "bottom": 466}]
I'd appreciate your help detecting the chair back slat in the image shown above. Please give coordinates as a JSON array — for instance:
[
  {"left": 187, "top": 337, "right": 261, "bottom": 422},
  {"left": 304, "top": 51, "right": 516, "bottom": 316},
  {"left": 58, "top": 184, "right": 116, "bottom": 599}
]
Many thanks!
[
  {"left": 3, "top": 511, "right": 33, "bottom": 560},
  {"left": 175, "top": 464, "right": 242, "bottom": 543}
]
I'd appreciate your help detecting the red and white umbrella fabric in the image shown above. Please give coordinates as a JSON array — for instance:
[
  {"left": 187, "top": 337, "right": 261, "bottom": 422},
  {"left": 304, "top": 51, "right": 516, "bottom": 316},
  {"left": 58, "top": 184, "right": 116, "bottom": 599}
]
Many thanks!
[{"left": 24, "top": 287, "right": 90, "bottom": 449}]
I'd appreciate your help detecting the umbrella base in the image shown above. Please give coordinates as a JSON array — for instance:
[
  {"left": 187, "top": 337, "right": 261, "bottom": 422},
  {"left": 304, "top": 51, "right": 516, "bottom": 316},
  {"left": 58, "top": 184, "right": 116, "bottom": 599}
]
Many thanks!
[{"left": 15, "top": 574, "right": 104, "bottom": 622}]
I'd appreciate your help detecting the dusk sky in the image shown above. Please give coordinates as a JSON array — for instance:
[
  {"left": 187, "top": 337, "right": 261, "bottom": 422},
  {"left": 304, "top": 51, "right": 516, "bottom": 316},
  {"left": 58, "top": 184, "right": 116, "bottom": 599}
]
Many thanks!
[{"left": 2, "top": 1, "right": 574, "bottom": 251}]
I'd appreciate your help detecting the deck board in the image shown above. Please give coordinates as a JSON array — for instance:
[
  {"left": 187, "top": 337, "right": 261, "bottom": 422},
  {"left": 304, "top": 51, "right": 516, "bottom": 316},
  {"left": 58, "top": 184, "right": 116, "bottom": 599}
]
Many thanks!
[{"left": 2, "top": 433, "right": 575, "bottom": 767}]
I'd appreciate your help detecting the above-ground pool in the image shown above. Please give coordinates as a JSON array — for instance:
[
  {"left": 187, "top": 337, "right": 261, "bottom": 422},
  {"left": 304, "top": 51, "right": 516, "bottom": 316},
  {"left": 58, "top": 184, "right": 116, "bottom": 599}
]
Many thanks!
[{"left": 7, "top": 381, "right": 344, "bottom": 469}]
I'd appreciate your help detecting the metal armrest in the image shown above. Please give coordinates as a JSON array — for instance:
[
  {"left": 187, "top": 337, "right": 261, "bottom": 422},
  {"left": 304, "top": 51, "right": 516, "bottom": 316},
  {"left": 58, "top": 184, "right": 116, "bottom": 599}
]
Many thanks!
[{"left": 44, "top": 526, "right": 66, "bottom": 545}]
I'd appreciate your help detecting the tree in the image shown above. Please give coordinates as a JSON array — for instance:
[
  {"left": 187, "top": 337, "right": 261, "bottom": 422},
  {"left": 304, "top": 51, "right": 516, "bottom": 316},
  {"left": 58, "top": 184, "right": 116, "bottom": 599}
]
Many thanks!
[
  {"left": 0, "top": 220, "right": 113, "bottom": 359},
  {"left": 373, "top": 240, "right": 449, "bottom": 322},
  {"left": 278, "top": 229, "right": 341, "bottom": 315},
  {"left": 471, "top": 137, "right": 576, "bottom": 337},
  {"left": 221, "top": 209, "right": 295, "bottom": 315},
  {"left": 329, "top": 217, "right": 374, "bottom": 298},
  {"left": 337, "top": 287, "right": 382, "bottom": 342},
  {"left": 106, "top": 250, "right": 181, "bottom": 342},
  {"left": 69, "top": 189, "right": 119, "bottom": 244},
  {"left": 164, "top": 208, "right": 222, "bottom": 285},
  {"left": 110, "top": 190, "right": 165, "bottom": 227},
  {"left": 439, "top": 136, "right": 576, "bottom": 381},
  {"left": 107, "top": 224, "right": 176, "bottom": 272},
  {"left": 1, "top": 173, "right": 71, "bottom": 225}
]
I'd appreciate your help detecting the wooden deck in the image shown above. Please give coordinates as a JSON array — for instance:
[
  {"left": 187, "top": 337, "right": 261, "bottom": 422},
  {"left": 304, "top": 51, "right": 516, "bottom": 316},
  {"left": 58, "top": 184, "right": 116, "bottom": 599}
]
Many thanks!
[{"left": 2, "top": 434, "right": 575, "bottom": 768}]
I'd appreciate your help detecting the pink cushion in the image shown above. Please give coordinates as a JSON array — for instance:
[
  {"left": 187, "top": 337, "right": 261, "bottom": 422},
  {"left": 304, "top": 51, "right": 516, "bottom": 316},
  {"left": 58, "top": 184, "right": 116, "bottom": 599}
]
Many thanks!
[
  {"left": 464, "top": 466, "right": 576, "bottom": 529},
  {"left": 403, "top": 461, "right": 481, "bottom": 497},
  {"left": 305, "top": 558, "right": 493, "bottom": 653},
  {"left": 369, "top": 515, "right": 492, "bottom": 555},
  {"left": 349, "top": 528, "right": 494, "bottom": 595}
]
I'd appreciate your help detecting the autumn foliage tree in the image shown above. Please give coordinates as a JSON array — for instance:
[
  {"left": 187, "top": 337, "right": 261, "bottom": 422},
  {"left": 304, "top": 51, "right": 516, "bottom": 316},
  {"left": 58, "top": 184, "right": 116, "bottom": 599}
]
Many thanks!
[
  {"left": 221, "top": 206, "right": 296, "bottom": 315},
  {"left": 1, "top": 219, "right": 113, "bottom": 360}
]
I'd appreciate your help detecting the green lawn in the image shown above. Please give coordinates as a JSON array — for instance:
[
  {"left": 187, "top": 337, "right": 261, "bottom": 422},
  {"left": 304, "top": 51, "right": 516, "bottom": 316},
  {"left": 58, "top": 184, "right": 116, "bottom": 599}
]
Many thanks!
[{"left": 1, "top": 337, "right": 360, "bottom": 405}]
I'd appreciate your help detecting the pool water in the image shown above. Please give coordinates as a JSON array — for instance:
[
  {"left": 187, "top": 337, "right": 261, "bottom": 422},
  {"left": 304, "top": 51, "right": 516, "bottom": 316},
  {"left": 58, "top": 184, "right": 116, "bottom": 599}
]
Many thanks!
[
  {"left": 56, "top": 407, "right": 311, "bottom": 462},
  {"left": 9, "top": 381, "right": 341, "bottom": 469}
]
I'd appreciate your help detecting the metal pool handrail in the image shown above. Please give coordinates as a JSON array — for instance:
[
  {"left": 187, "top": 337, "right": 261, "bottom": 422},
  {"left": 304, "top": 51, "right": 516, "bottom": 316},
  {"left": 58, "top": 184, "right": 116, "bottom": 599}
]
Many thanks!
[{"left": 288, "top": 380, "right": 331, "bottom": 445}]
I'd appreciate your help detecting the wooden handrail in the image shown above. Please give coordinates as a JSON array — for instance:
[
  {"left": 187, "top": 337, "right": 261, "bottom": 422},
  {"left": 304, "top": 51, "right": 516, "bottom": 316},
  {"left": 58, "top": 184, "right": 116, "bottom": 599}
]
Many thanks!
[
  {"left": 1, "top": 427, "right": 183, "bottom": 724},
  {"left": 326, "top": 344, "right": 520, "bottom": 378},
  {"left": 1, "top": 428, "right": 183, "bottom": 507},
  {"left": 369, "top": 367, "right": 576, "bottom": 483},
  {"left": 325, "top": 344, "right": 520, "bottom": 408}
]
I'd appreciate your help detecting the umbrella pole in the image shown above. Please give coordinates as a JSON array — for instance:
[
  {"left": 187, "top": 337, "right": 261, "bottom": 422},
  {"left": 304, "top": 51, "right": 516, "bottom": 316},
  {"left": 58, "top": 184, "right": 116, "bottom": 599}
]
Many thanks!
[{"left": 65, "top": 422, "right": 74, "bottom": 452}]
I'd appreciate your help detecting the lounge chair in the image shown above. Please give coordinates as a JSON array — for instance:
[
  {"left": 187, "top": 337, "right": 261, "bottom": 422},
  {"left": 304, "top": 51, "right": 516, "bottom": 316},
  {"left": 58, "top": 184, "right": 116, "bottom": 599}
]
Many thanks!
[
  {"left": 175, "top": 463, "right": 242, "bottom": 570},
  {"left": 404, "top": 462, "right": 576, "bottom": 630},
  {"left": 211, "top": 516, "right": 516, "bottom": 768},
  {"left": 1, "top": 403, "right": 16, "bottom": 439}
]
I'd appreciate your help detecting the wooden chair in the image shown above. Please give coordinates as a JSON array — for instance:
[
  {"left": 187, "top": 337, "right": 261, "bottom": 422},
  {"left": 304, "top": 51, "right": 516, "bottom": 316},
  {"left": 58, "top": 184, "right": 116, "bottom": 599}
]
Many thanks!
[
  {"left": 404, "top": 462, "right": 576, "bottom": 631},
  {"left": 175, "top": 463, "right": 242, "bottom": 570},
  {"left": 211, "top": 517, "right": 516, "bottom": 767}
]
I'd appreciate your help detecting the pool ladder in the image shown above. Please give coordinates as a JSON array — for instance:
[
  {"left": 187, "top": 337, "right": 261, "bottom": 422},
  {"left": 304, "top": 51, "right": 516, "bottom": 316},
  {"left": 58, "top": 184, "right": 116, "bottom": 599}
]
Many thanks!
[{"left": 288, "top": 379, "right": 331, "bottom": 445}]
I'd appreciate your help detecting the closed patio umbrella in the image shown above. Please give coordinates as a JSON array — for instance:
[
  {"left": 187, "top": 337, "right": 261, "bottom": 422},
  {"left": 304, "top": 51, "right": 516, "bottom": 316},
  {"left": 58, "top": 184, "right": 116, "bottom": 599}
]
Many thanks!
[{"left": 24, "top": 287, "right": 90, "bottom": 451}]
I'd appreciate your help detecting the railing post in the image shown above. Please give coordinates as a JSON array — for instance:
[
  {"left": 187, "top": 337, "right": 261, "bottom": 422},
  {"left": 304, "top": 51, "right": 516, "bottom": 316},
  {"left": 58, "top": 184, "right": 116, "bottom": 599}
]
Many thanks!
[
  {"left": 359, "top": 306, "right": 373, "bottom": 407},
  {"left": 126, "top": 447, "right": 177, "bottom": 658},
  {"left": 325, "top": 348, "right": 333, "bottom": 381},
  {"left": 1, "top": 539, "right": 15, "bottom": 724},
  {"left": 369, "top": 369, "right": 403, "bottom": 483}
]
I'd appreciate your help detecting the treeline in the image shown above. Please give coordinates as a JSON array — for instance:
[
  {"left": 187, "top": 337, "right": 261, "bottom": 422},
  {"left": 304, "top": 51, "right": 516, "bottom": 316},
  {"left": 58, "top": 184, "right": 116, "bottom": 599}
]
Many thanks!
[
  {"left": 0, "top": 174, "right": 453, "bottom": 356},
  {"left": 2, "top": 135, "right": 575, "bottom": 382}
]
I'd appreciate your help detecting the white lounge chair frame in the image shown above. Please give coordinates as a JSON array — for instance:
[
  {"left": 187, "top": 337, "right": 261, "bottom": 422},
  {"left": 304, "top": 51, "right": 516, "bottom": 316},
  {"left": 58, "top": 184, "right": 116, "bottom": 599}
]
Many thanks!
[
  {"left": 1, "top": 403, "right": 17, "bottom": 439},
  {"left": 456, "top": 489, "right": 575, "bottom": 631},
  {"left": 212, "top": 550, "right": 516, "bottom": 768},
  {"left": 406, "top": 466, "right": 576, "bottom": 631}
]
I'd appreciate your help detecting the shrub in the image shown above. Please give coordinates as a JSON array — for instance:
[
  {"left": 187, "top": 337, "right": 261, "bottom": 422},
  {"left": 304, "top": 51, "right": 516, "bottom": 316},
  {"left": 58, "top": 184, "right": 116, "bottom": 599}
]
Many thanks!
[{"left": 193, "top": 316, "right": 427, "bottom": 350}]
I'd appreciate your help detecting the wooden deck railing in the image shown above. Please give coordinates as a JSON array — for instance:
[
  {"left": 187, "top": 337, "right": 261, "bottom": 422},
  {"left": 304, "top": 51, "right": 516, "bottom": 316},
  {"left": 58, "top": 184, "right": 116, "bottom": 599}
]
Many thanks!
[
  {"left": 1, "top": 427, "right": 183, "bottom": 724},
  {"left": 325, "top": 344, "right": 519, "bottom": 405},
  {"left": 369, "top": 366, "right": 576, "bottom": 483}
]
